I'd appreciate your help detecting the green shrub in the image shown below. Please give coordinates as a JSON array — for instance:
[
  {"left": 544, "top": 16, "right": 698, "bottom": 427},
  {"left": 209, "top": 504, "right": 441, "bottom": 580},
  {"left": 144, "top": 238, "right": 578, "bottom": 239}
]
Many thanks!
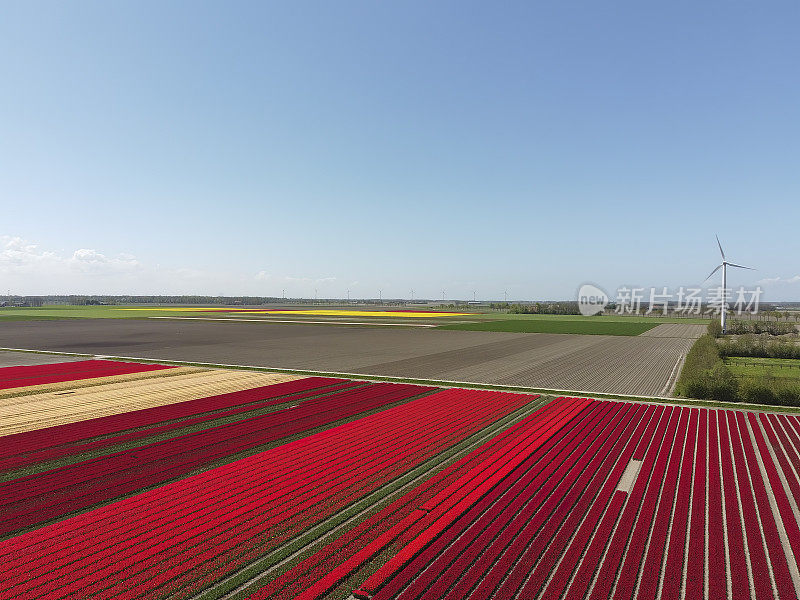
[
  {"left": 674, "top": 334, "right": 800, "bottom": 406},
  {"left": 718, "top": 335, "right": 800, "bottom": 359},
  {"left": 507, "top": 302, "right": 580, "bottom": 315},
  {"left": 726, "top": 320, "right": 797, "bottom": 336},
  {"left": 737, "top": 377, "right": 800, "bottom": 407},
  {"left": 684, "top": 335, "right": 723, "bottom": 370},
  {"left": 705, "top": 362, "right": 739, "bottom": 402},
  {"left": 738, "top": 378, "right": 776, "bottom": 405},
  {"left": 675, "top": 335, "right": 737, "bottom": 401},
  {"left": 707, "top": 320, "right": 722, "bottom": 338},
  {"left": 775, "top": 385, "right": 800, "bottom": 406}
]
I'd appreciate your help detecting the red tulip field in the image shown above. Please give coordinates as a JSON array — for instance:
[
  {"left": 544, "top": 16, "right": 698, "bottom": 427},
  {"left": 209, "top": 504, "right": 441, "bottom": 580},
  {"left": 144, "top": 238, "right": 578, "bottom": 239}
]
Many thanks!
[
  {"left": 0, "top": 359, "right": 174, "bottom": 390},
  {"left": 1, "top": 360, "right": 798, "bottom": 599}
]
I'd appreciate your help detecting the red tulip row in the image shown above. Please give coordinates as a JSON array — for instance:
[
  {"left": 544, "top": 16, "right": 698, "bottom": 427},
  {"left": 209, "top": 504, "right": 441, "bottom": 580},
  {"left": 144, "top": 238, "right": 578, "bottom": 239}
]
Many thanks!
[
  {"left": 0, "top": 360, "right": 173, "bottom": 390},
  {"left": 0, "top": 382, "right": 432, "bottom": 536},
  {"left": 0, "top": 387, "right": 536, "bottom": 600},
  {"left": 0, "top": 376, "right": 354, "bottom": 471},
  {"left": 755, "top": 412, "right": 800, "bottom": 582},
  {"left": 347, "top": 402, "right": 800, "bottom": 600}
]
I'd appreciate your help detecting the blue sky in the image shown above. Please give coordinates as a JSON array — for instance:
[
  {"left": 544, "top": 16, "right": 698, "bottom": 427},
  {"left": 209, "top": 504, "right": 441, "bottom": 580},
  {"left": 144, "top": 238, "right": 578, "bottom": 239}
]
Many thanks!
[{"left": 1, "top": 1, "right": 798, "bottom": 300}]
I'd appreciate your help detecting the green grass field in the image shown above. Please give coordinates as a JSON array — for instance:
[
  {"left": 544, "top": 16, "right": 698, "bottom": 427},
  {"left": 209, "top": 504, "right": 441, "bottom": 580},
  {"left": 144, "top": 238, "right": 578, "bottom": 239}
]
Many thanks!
[
  {"left": 0, "top": 306, "right": 176, "bottom": 319},
  {"left": 0, "top": 306, "right": 709, "bottom": 334},
  {"left": 466, "top": 312, "right": 709, "bottom": 324},
  {"left": 437, "top": 319, "right": 660, "bottom": 336},
  {"left": 725, "top": 357, "right": 800, "bottom": 383}
]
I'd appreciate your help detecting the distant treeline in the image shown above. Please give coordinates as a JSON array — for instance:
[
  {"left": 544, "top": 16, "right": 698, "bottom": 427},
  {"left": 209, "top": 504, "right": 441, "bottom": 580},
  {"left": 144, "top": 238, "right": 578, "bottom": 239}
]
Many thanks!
[
  {"left": 489, "top": 302, "right": 581, "bottom": 315},
  {"left": 0, "top": 295, "right": 283, "bottom": 306},
  {"left": 718, "top": 334, "right": 800, "bottom": 360},
  {"left": 723, "top": 320, "right": 798, "bottom": 336},
  {"left": 2, "top": 295, "right": 437, "bottom": 307}
]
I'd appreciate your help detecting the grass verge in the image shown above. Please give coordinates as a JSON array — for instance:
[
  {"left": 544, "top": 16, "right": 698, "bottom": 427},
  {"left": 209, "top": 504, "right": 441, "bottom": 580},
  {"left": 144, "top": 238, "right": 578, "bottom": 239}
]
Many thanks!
[{"left": 726, "top": 357, "right": 800, "bottom": 383}]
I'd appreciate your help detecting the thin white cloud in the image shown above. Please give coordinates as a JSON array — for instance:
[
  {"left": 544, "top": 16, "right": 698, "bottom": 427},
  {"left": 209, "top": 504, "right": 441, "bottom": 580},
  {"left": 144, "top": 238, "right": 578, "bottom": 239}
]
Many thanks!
[
  {"left": 757, "top": 275, "right": 800, "bottom": 285},
  {"left": 0, "top": 236, "right": 60, "bottom": 271},
  {"left": 1, "top": 237, "right": 141, "bottom": 276},
  {"left": 69, "top": 248, "right": 141, "bottom": 274},
  {"left": 0, "top": 235, "right": 261, "bottom": 295}
]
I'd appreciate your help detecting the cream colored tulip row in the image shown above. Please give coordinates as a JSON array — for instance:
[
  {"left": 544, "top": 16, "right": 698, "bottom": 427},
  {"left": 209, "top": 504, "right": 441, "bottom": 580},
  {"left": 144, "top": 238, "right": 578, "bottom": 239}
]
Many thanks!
[{"left": 0, "top": 368, "right": 302, "bottom": 437}]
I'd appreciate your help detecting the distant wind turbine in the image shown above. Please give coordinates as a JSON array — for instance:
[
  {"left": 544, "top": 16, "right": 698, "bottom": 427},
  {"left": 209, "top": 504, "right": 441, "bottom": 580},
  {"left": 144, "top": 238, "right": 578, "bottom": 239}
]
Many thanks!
[{"left": 704, "top": 235, "right": 755, "bottom": 333}]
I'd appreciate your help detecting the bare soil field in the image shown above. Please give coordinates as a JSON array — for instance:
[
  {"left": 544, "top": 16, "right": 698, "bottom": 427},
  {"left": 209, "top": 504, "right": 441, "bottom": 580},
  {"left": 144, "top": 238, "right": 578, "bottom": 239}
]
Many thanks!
[
  {"left": 0, "top": 319, "right": 697, "bottom": 396},
  {"left": 0, "top": 351, "right": 85, "bottom": 368},
  {"left": 360, "top": 333, "right": 694, "bottom": 396},
  {"left": 639, "top": 323, "right": 706, "bottom": 338}
]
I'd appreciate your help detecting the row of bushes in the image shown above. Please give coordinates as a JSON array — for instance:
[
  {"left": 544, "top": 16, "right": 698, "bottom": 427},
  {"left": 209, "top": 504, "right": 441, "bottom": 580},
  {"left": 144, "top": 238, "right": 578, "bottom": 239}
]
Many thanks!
[
  {"left": 736, "top": 378, "right": 800, "bottom": 406},
  {"left": 504, "top": 302, "right": 581, "bottom": 315},
  {"left": 725, "top": 320, "right": 797, "bottom": 336},
  {"left": 675, "top": 334, "right": 800, "bottom": 406},
  {"left": 718, "top": 334, "right": 800, "bottom": 359},
  {"left": 675, "top": 336, "right": 739, "bottom": 402}
]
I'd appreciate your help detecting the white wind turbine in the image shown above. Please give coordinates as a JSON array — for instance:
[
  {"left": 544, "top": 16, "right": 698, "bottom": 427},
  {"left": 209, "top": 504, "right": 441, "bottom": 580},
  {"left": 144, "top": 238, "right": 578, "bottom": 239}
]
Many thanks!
[{"left": 704, "top": 235, "right": 755, "bottom": 333}]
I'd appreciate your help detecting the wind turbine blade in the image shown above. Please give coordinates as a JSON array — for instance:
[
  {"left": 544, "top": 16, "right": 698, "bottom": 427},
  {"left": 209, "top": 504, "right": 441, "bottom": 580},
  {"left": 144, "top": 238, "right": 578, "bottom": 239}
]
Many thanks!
[
  {"left": 704, "top": 264, "right": 723, "bottom": 282},
  {"left": 726, "top": 262, "right": 755, "bottom": 270},
  {"left": 716, "top": 235, "right": 726, "bottom": 260}
]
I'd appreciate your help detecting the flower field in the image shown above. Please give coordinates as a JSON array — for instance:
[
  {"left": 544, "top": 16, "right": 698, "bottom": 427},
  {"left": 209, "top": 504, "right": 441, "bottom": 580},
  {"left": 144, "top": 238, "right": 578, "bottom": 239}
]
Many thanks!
[
  {"left": 0, "top": 359, "right": 174, "bottom": 390},
  {"left": 0, "top": 366, "right": 302, "bottom": 436},
  {"left": 345, "top": 403, "right": 800, "bottom": 600},
  {"left": 0, "top": 380, "right": 432, "bottom": 535},
  {"left": 1, "top": 359, "right": 798, "bottom": 599},
  {"left": 121, "top": 307, "right": 474, "bottom": 317},
  {"left": 0, "top": 376, "right": 355, "bottom": 471},
  {"left": 0, "top": 377, "right": 537, "bottom": 598}
]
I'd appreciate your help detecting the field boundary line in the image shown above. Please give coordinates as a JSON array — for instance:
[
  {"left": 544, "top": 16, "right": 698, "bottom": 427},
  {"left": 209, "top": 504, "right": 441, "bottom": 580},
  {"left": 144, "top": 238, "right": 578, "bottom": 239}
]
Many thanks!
[{"left": 2, "top": 347, "right": 800, "bottom": 415}]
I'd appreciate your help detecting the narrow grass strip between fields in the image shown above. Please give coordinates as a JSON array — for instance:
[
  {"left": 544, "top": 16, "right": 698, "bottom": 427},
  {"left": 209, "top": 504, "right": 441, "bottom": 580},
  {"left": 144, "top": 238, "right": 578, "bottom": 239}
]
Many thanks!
[
  {"left": 192, "top": 396, "right": 550, "bottom": 600},
  {"left": 2, "top": 347, "right": 799, "bottom": 415}
]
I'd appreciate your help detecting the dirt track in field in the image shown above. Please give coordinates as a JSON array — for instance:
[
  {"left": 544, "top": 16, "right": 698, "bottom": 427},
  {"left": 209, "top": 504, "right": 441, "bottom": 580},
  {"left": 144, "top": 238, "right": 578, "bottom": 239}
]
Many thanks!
[{"left": 0, "top": 319, "right": 699, "bottom": 397}]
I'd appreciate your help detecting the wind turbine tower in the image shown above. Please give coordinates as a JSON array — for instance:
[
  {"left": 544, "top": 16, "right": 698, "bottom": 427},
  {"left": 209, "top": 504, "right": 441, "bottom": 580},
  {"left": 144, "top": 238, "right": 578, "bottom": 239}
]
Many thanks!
[{"left": 705, "top": 236, "right": 755, "bottom": 333}]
